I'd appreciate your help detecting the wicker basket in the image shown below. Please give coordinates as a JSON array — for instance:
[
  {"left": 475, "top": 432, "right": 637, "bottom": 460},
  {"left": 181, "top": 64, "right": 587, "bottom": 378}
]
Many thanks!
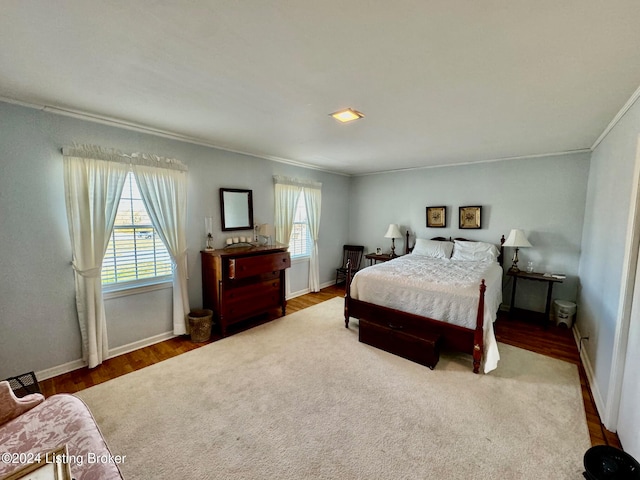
[{"left": 188, "top": 309, "right": 213, "bottom": 342}]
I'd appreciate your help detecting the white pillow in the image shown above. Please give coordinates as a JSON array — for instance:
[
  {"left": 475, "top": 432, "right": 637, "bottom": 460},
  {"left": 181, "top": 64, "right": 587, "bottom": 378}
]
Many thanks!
[
  {"left": 451, "top": 240, "right": 499, "bottom": 262},
  {"left": 412, "top": 239, "right": 454, "bottom": 259}
]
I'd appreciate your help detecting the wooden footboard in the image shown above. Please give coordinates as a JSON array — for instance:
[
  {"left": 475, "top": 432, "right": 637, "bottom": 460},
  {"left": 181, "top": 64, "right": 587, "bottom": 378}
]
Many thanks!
[{"left": 344, "top": 259, "right": 487, "bottom": 374}]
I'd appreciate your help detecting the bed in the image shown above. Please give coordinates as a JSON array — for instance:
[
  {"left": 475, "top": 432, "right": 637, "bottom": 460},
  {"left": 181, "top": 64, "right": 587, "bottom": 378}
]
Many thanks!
[{"left": 344, "top": 233, "right": 505, "bottom": 373}]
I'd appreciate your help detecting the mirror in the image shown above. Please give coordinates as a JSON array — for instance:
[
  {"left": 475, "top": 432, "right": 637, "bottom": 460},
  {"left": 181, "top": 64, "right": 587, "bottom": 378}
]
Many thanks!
[{"left": 220, "top": 188, "right": 254, "bottom": 231}]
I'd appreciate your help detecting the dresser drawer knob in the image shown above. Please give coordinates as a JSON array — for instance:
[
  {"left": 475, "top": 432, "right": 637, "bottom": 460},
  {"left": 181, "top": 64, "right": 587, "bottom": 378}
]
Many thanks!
[{"left": 388, "top": 323, "right": 404, "bottom": 330}]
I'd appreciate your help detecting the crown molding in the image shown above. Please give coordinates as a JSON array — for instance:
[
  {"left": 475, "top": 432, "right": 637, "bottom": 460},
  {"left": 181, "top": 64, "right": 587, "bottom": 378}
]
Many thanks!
[
  {"left": 352, "top": 149, "right": 592, "bottom": 177},
  {"left": 0, "top": 96, "right": 348, "bottom": 176},
  {"left": 5, "top": 85, "right": 640, "bottom": 177},
  {"left": 591, "top": 84, "right": 640, "bottom": 151}
]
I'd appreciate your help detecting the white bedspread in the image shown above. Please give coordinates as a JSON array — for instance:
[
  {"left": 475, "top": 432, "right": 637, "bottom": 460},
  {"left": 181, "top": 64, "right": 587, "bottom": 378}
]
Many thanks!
[{"left": 350, "top": 255, "right": 503, "bottom": 373}]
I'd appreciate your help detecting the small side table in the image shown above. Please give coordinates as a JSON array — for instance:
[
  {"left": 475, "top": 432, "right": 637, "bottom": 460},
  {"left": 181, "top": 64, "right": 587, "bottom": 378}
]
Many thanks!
[
  {"left": 507, "top": 270, "right": 564, "bottom": 327},
  {"left": 365, "top": 253, "right": 401, "bottom": 265}
]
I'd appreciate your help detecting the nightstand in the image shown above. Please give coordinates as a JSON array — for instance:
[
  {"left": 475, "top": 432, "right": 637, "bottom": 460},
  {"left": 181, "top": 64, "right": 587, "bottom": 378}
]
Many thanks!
[
  {"left": 365, "top": 253, "right": 401, "bottom": 265},
  {"left": 507, "top": 270, "right": 564, "bottom": 327}
]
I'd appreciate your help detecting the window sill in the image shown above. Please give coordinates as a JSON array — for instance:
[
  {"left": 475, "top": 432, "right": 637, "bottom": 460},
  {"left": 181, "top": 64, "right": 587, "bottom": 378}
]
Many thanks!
[
  {"left": 103, "top": 278, "right": 173, "bottom": 300},
  {"left": 291, "top": 256, "right": 310, "bottom": 265}
]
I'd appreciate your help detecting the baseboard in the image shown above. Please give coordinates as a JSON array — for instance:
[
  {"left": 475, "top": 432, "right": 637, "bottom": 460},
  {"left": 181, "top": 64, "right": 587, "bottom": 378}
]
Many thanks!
[
  {"left": 288, "top": 288, "right": 309, "bottom": 300},
  {"left": 36, "top": 359, "right": 88, "bottom": 382},
  {"left": 35, "top": 331, "right": 177, "bottom": 382},
  {"left": 107, "top": 331, "right": 177, "bottom": 359},
  {"left": 37, "top": 284, "right": 339, "bottom": 382},
  {"left": 288, "top": 280, "right": 337, "bottom": 300},
  {"left": 572, "top": 324, "right": 607, "bottom": 424}
]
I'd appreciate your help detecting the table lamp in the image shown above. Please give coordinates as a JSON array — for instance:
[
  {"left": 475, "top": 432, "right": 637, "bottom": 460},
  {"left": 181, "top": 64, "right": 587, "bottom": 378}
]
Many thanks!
[
  {"left": 257, "top": 223, "right": 274, "bottom": 246},
  {"left": 204, "top": 217, "right": 214, "bottom": 251},
  {"left": 503, "top": 229, "right": 532, "bottom": 272},
  {"left": 384, "top": 224, "right": 403, "bottom": 257}
]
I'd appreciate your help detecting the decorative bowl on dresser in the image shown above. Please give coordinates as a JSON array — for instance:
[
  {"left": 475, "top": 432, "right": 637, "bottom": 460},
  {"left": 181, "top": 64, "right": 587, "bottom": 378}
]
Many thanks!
[{"left": 201, "top": 245, "right": 291, "bottom": 336}]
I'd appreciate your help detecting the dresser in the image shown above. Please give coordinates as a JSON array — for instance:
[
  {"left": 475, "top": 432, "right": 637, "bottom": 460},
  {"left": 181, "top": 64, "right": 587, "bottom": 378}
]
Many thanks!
[{"left": 201, "top": 245, "right": 291, "bottom": 337}]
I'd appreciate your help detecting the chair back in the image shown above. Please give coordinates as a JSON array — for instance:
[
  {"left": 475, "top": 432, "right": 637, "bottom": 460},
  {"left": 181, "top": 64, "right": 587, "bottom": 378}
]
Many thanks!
[{"left": 342, "top": 245, "right": 365, "bottom": 270}]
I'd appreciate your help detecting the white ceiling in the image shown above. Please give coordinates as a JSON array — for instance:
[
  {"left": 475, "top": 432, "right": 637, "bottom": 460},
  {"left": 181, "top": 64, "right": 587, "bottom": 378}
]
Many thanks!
[{"left": 1, "top": 1, "right": 640, "bottom": 175}]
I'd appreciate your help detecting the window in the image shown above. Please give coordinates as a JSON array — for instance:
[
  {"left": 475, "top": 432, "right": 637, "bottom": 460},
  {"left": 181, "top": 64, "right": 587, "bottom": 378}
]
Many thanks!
[
  {"left": 102, "top": 172, "right": 173, "bottom": 286},
  {"left": 289, "top": 192, "right": 312, "bottom": 258}
]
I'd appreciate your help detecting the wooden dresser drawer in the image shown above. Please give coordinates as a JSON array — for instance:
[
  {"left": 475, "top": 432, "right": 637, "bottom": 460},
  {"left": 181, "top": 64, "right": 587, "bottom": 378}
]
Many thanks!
[
  {"left": 223, "top": 291, "right": 282, "bottom": 321},
  {"left": 359, "top": 319, "right": 442, "bottom": 370},
  {"left": 363, "top": 310, "right": 433, "bottom": 340},
  {"left": 228, "top": 252, "right": 291, "bottom": 279},
  {"left": 223, "top": 278, "right": 281, "bottom": 303},
  {"left": 201, "top": 246, "right": 289, "bottom": 337}
]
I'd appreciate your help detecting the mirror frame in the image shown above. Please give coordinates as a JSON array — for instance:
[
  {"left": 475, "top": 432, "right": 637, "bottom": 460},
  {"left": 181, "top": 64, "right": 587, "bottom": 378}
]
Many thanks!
[{"left": 220, "top": 188, "right": 254, "bottom": 231}]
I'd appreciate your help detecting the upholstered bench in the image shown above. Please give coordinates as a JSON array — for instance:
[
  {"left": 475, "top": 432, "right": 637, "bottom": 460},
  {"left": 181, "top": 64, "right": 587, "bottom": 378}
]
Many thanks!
[{"left": 0, "top": 381, "right": 123, "bottom": 480}]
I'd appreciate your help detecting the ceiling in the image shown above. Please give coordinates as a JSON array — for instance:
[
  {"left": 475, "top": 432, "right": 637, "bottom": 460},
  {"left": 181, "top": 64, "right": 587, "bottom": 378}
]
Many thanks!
[{"left": 1, "top": 1, "right": 640, "bottom": 175}]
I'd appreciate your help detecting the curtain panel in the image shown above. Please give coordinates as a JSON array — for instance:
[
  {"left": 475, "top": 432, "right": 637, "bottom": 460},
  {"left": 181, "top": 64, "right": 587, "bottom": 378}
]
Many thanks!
[
  {"left": 274, "top": 182, "right": 302, "bottom": 246},
  {"left": 132, "top": 164, "right": 190, "bottom": 335},
  {"left": 303, "top": 187, "right": 322, "bottom": 292},
  {"left": 273, "top": 175, "right": 322, "bottom": 292},
  {"left": 63, "top": 145, "right": 190, "bottom": 367},
  {"left": 63, "top": 156, "right": 128, "bottom": 368}
]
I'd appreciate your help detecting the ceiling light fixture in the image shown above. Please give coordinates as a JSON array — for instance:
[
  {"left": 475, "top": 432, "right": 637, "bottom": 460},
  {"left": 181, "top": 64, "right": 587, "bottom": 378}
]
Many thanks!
[{"left": 330, "top": 108, "right": 364, "bottom": 123}]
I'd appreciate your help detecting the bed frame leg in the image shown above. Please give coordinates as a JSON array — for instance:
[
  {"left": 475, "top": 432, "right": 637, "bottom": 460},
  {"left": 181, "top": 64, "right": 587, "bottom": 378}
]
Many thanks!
[
  {"left": 344, "top": 294, "right": 350, "bottom": 328},
  {"left": 472, "top": 279, "right": 487, "bottom": 374},
  {"left": 344, "top": 259, "right": 352, "bottom": 328},
  {"left": 472, "top": 345, "right": 481, "bottom": 374}
]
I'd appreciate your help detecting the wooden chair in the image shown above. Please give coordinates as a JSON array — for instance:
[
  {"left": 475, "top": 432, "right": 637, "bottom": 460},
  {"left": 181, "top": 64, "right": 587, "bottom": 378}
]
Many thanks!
[{"left": 336, "top": 245, "right": 365, "bottom": 285}]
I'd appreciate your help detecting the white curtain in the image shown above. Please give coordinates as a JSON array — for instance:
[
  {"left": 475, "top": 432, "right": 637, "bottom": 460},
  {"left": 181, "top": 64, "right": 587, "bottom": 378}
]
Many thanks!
[
  {"left": 63, "top": 153, "right": 128, "bottom": 368},
  {"left": 132, "top": 164, "right": 190, "bottom": 335},
  {"left": 63, "top": 144, "right": 189, "bottom": 367},
  {"left": 303, "top": 186, "right": 322, "bottom": 292},
  {"left": 274, "top": 181, "right": 302, "bottom": 245},
  {"left": 274, "top": 175, "right": 323, "bottom": 291}
]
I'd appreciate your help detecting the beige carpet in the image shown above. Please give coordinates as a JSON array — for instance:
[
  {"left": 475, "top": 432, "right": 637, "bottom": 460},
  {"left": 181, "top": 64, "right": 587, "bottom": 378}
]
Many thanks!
[{"left": 77, "top": 297, "right": 591, "bottom": 479}]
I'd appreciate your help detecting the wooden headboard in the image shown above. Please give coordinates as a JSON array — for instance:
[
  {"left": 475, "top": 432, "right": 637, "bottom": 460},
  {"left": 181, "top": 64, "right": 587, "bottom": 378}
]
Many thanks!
[{"left": 404, "top": 231, "right": 506, "bottom": 267}]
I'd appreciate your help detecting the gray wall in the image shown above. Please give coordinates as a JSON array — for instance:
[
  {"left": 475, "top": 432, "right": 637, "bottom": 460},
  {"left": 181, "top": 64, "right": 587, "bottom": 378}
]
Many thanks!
[
  {"left": 579, "top": 97, "right": 640, "bottom": 429},
  {"left": 348, "top": 153, "right": 591, "bottom": 311},
  {"left": 0, "top": 102, "right": 350, "bottom": 379}
]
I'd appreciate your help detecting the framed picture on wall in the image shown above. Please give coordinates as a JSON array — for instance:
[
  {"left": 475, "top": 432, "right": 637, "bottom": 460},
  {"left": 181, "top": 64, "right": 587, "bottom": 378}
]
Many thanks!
[
  {"left": 459, "top": 206, "right": 482, "bottom": 229},
  {"left": 426, "top": 206, "right": 446, "bottom": 228}
]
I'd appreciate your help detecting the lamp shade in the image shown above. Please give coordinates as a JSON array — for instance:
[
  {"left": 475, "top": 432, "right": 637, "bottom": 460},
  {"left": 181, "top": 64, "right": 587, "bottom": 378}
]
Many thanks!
[
  {"left": 257, "top": 223, "right": 274, "bottom": 236},
  {"left": 384, "top": 224, "right": 403, "bottom": 239},
  {"left": 205, "top": 217, "right": 213, "bottom": 235},
  {"left": 503, "top": 229, "right": 532, "bottom": 248}
]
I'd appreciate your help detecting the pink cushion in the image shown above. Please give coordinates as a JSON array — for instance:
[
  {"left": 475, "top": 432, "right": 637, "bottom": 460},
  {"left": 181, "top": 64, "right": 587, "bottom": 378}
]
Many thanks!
[
  {"left": 0, "top": 380, "right": 44, "bottom": 425},
  {"left": 0, "top": 394, "right": 123, "bottom": 479}
]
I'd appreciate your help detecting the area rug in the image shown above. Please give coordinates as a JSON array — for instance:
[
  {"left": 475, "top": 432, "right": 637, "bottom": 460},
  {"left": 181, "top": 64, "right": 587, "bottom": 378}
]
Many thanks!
[{"left": 77, "top": 297, "right": 591, "bottom": 479}]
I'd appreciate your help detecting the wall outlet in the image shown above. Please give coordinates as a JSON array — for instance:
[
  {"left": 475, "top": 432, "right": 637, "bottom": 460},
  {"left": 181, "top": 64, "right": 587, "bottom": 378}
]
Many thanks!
[{"left": 579, "top": 333, "right": 590, "bottom": 352}]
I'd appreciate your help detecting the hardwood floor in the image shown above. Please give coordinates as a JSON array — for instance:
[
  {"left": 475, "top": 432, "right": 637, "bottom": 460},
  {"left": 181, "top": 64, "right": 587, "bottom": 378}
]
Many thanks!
[{"left": 39, "top": 284, "right": 620, "bottom": 448}]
